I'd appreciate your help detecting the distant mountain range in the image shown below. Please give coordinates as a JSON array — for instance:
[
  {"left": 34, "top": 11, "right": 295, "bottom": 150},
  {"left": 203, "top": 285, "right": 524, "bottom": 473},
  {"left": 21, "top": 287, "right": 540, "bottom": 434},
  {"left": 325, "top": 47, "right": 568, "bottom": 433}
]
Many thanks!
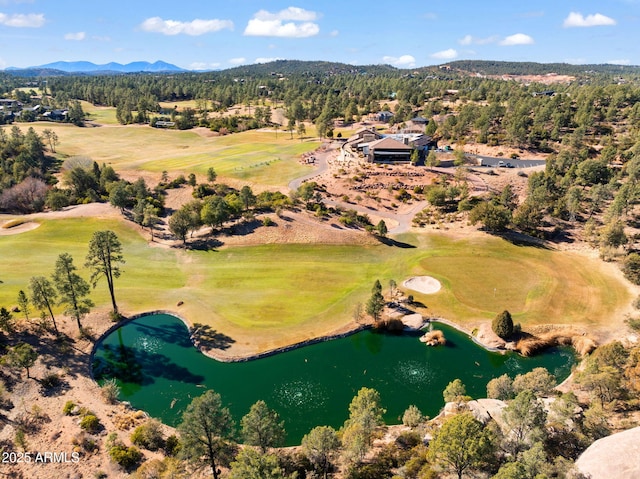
[
  {"left": 5, "top": 60, "right": 185, "bottom": 74},
  {"left": 3, "top": 58, "right": 640, "bottom": 78}
]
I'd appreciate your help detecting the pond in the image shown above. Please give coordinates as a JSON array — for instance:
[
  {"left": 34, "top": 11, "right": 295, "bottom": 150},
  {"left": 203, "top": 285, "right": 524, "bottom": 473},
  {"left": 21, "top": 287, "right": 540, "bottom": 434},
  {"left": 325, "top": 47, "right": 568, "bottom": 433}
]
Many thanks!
[{"left": 92, "top": 313, "right": 575, "bottom": 445}]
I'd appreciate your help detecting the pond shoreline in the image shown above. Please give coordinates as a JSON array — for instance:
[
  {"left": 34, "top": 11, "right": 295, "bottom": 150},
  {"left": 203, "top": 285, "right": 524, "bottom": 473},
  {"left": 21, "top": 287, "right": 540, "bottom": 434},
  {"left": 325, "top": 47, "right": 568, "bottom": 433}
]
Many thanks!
[{"left": 91, "top": 309, "right": 511, "bottom": 369}]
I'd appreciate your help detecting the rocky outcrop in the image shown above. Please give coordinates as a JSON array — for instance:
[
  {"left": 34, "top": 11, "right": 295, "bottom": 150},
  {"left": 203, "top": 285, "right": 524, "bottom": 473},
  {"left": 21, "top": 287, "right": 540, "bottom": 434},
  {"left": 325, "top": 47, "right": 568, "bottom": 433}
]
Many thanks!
[
  {"left": 401, "top": 313, "right": 426, "bottom": 330},
  {"left": 575, "top": 426, "right": 640, "bottom": 479}
]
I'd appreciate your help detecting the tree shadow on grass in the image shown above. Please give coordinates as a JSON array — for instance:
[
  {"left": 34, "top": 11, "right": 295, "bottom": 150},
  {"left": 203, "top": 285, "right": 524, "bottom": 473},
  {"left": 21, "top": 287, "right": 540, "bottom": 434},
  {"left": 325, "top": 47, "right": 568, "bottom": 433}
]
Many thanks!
[
  {"left": 185, "top": 237, "right": 224, "bottom": 251},
  {"left": 376, "top": 236, "right": 417, "bottom": 248},
  {"left": 190, "top": 323, "right": 236, "bottom": 351}
]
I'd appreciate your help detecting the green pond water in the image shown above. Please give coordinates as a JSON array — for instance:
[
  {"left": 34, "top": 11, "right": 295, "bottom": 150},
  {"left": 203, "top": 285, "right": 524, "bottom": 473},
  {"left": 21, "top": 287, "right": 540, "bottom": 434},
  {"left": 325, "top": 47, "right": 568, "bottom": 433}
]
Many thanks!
[{"left": 92, "top": 313, "right": 575, "bottom": 445}]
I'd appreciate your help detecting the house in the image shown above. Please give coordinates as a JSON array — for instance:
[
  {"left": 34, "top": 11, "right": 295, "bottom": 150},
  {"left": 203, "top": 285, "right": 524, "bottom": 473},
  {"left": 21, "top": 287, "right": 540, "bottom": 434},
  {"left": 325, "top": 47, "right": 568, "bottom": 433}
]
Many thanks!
[
  {"left": 532, "top": 90, "right": 555, "bottom": 97},
  {"left": 365, "top": 137, "right": 413, "bottom": 163},
  {"left": 42, "top": 109, "right": 68, "bottom": 121},
  {"left": 375, "top": 111, "right": 394, "bottom": 123},
  {"left": 0, "top": 99, "right": 22, "bottom": 111}
]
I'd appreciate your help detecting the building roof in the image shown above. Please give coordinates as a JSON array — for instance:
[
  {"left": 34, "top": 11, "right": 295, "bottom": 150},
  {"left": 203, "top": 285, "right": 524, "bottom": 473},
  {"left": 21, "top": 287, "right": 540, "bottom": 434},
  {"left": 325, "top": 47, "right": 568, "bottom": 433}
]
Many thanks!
[
  {"left": 368, "top": 137, "right": 413, "bottom": 151},
  {"left": 411, "top": 135, "right": 436, "bottom": 148}
]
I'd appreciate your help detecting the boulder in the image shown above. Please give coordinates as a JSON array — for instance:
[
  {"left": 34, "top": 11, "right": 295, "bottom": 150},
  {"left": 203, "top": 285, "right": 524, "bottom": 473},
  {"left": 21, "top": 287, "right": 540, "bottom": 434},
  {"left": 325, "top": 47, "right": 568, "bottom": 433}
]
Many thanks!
[
  {"left": 401, "top": 313, "right": 426, "bottom": 331},
  {"left": 466, "top": 398, "right": 507, "bottom": 425},
  {"left": 575, "top": 426, "right": 640, "bottom": 479}
]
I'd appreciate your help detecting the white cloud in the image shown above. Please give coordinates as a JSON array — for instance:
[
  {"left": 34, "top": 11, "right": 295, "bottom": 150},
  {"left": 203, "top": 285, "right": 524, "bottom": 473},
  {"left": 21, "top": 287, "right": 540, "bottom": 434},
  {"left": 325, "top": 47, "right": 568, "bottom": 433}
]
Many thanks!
[
  {"left": 189, "top": 62, "right": 221, "bottom": 71},
  {"left": 92, "top": 35, "right": 111, "bottom": 42},
  {"left": 330, "top": 29, "right": 339, "bottom": 37},
  {"left": 382, "top": 54, "right": 416, "bottom": 67},
  {"left": 430, "top": 48, "right": 458, "bottom": 60},
  {"left": 64, "top": 31, "right": 85, "bottom": 41},
  {"left": 254, "top": 7, "right": 318, "bottom": 21},
  {"left": 255, "top": 57, "right": 283, "bottom": 64},
  {"left": 244, "top": 7, "right": 320, "bottom": 37},
  {"left": 499, "top": 33, "right": 534, "bottom": 46},
  {"left": 459, "top": 35, "right": 473, "bottom": 46},
  {"left": 140, "top": 16, "right": 233, "bottom": 36},
  {"left": 0, "top": 12, "right": 44, "bottom": 27},
  {"left": 459, "top": 34, "right": 498, "bottom": 45},
  {"left": 228, "top": 57, "right": 246, "bottom": 65},
  {"left": 563, "top": 12, "right": 616, "bottom": 28}
]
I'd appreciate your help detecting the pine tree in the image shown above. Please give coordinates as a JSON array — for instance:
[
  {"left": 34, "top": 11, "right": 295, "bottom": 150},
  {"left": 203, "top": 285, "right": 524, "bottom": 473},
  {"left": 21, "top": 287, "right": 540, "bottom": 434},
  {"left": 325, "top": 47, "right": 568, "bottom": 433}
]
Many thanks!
[{"left": 366, "top": 280, "right": 385, "bottom": 321}]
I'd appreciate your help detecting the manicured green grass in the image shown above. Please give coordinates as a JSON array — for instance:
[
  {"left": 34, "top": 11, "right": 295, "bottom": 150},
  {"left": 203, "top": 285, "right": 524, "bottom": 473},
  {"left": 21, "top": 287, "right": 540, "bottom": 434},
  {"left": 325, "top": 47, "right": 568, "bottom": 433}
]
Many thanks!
[
  {"left": 401, "top": 234, "right": 631, "bottom": 327},
  {"left": 81, "top": 102, "right": 119, "bottom": 125},
  {"left": 0, "top": 218, "right": 186, "bottom": 315},
  {"left": 0, "top": 217, "right": 630, "bottom": 354},
  {"left": 20, "top": 123, "right": 318, "bottom": 187}
]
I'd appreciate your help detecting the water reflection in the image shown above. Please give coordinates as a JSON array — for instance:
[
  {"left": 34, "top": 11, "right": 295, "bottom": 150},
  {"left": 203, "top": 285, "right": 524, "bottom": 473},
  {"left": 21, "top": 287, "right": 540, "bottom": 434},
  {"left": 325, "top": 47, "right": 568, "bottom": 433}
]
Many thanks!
[{"left": 92, "top": 314, "right": 575, "bottom": 444}]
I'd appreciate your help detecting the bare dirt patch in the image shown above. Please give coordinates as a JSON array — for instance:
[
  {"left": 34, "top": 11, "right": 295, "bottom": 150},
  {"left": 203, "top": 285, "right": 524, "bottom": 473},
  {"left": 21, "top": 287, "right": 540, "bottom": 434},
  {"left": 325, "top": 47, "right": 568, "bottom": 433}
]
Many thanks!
[{"left": 402, "top": 276, "right": 442, "bottom": 294}]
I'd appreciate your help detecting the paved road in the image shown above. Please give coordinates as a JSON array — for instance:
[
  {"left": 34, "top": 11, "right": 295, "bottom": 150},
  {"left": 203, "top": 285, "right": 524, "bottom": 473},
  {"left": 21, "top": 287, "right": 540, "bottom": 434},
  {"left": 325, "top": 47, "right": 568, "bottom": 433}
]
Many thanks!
[{"left": 469, "top": 154, "right": 546, "bottom": 169}]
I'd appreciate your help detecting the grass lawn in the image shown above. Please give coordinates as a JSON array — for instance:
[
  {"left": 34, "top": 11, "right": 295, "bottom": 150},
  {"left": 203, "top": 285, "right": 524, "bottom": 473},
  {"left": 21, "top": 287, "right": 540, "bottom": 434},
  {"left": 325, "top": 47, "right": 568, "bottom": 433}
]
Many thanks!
[
  {"left": 19, "top": 123, "right": 318, "bottom": 187},
  {"left": 0, "top": 217, "right": 631, "bottom": 355},
  {"left": 81, "top": 102, "right": 119, "bottom": 125},
  {"left": 401, "top": 233, "right": 631, "bottom": 328}
]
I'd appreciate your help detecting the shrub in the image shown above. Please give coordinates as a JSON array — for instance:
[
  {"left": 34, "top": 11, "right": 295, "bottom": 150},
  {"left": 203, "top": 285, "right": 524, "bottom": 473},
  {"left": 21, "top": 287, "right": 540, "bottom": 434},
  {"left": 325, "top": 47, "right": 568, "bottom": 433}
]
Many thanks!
[
  {"left": 623, "top": 253, "right": 640, "bottom": 285},
  {"left": 130, "top": 418, "right": 164, "bottom": 451},
  {"left": 486, "top": 374, "right": 514, "bottom": 400},
  {"left": 80, "top": 414, "right": 101, "bottom": 433},
  {"left": 109, "top": 444, "right": 143, "bottom": 470},
  {"left": 164, "top": 434, "right": 180, "bottom": 456},
  {"left": 262, "top": 216, "right": 275, "bottom": 226},
  {"left": 100, "top": 378, "right": 121, "bottom": 404},
  {"left": 396, "top": 431, "right": 422, "bottom": 450},
  {"left": 72, "top": 431, "right": 98, "bottom": 452},
  {"left": 41, "top": 373, "right": 62, "bottom": 391},
  {"left": 14, "top": 429, "right": 28, "bottom": 450},
  {"left": 63, "top": 401, "right": 76, "bottom": 415},
  {"left": 492, "top": 310, "right": 514, "bottom": 339},
  {"left": 402, "top": 405, "right": 424, "bottom": 428}
]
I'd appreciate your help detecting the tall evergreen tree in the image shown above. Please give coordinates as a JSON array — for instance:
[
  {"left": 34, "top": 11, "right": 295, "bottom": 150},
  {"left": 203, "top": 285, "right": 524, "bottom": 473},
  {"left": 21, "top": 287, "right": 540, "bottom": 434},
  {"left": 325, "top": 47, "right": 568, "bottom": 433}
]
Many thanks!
[
  {"left": 85, "top": 230, "right": 125, "bottom": 316},
  {"left": 366, "top": 280, "right": 385, "bottom": 321},
  {"left": 178, "top": 390, "right": 235, "bottom": 479},
  {"left": 52, "top": 253, "right": 93, "bottom": 331}
]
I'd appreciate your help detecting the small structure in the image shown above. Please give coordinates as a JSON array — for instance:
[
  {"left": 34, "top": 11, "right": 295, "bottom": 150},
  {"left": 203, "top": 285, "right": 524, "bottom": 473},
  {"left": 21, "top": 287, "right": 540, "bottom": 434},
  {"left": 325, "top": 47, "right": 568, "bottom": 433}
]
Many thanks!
[
  {"left": 375, "top": 110, "right": 394, "bottom": 123},
  {"left": 155, "top": 120, "right": 176, "bottom": 128},
  {"left": 0, "top": 99, "right": 22, "bottom": 110}
]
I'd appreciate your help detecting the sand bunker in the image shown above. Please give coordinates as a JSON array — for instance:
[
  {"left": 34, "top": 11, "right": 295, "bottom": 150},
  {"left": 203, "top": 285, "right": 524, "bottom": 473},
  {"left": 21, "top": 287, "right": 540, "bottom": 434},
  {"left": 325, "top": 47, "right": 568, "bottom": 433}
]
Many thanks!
[
  {"left": 0, "top": 221, "right": 40, "bottom": 235},
  {"left": 403, "top": 276, "right": 442, "bottom": 294}
]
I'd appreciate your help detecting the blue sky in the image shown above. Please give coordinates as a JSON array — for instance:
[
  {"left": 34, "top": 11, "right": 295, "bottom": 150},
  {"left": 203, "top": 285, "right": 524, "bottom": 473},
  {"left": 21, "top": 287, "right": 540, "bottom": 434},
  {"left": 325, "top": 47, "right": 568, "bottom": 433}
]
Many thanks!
[{"left": 0, "top": 0, "right": 638, "bottom": 70}]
